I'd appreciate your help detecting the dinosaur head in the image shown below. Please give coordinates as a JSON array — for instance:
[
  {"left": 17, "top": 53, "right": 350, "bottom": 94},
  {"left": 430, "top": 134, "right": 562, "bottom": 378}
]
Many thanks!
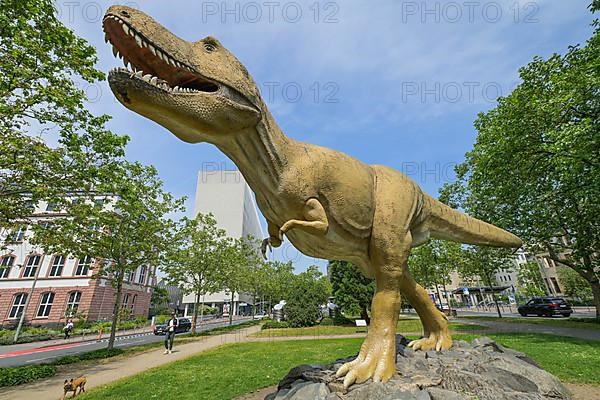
[{"left": 104, "top": 6, "right": 262, "bottom": 143}]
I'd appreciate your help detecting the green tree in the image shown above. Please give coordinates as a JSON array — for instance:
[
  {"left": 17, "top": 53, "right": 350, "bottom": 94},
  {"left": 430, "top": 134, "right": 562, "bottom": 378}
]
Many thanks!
[
  {"left": 262, "top": 261, "right": 294, "bottom": 311},
  {"left": 219, "top": 237, "right": 261, "bottom": 325},
  {"left": 328, "top": 260, "right": 374, "bottom": 322},
  {"left": 558, "top": 266, "right": 594, "bottom": 301},
  {"left": 285, "top": 266, "right": 331, "bottom": 328},
  {"left": 517, "top": 262, "right": 547, "bottom": 297},
  {"left": 32, "top": 163, "right": 183, "bottom": 349},
  {"left": 162, "top": 213, "right": 229, "bottom": 333},
  {"left": 458, "top": 247, "right": 513, "bottom": 317},
  {"left": 441, "top": 3, "right": 600, "bottom": 317},
  {"left": 151, "top": 286, "right": 170, "bottom": 314},
  {"left": 409, "top": 240, "right": 465, "bottom": 311},
  {"left": 0, "top": 0, "right": 128, "bottom": 228}
]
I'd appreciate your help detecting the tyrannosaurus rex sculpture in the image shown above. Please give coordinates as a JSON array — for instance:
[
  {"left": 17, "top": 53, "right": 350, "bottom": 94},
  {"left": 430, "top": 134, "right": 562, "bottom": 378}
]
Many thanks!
[{"left": 103, "top": 5, "right": 522, "bottom": 388}]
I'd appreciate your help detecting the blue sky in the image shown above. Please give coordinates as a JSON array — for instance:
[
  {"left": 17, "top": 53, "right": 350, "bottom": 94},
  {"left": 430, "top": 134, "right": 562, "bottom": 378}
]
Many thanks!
[{"left": 60, "top": 0, "right": 595, "bottom": 274}]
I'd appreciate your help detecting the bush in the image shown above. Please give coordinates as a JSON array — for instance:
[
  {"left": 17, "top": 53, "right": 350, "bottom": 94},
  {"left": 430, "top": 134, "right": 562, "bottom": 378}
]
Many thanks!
[
  {"left": 52, "top": 348, "right": 124, "bottom": 366},
  {"left": 0, "top": 364, "right": 56, "bottom": 387},
  {"left": 319, "top": 317, "right": 334, "bottom": 326},
  {"left": 261, "top": 321, "right": 289, "bottom": 330},
  {"left": 333, "top": 314, "right": 354, "bottom": 326}
]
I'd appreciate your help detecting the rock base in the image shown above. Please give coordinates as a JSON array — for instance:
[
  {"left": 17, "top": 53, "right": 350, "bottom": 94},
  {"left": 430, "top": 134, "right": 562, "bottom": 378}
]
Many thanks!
[{"left": 264, "top": 336, "right": 571, "bottom": 400}]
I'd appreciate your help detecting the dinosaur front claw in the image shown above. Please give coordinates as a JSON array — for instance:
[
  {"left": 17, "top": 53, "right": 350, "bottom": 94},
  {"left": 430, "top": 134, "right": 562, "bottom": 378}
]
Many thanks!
[{"left": 261, "top": 236, "right": 281, "bottom": 259}]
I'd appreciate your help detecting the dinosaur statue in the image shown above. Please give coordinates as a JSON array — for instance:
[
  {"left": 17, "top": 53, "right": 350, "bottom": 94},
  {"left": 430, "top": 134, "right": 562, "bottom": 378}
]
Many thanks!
[{"left": 103, "top": 5, "right": 523, "bottom": 388}]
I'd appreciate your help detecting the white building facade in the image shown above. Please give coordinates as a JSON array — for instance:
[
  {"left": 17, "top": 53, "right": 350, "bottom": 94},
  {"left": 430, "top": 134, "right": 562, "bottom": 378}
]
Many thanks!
[{"left": 182, "top": 170, "right": 263, "bottom": 317}]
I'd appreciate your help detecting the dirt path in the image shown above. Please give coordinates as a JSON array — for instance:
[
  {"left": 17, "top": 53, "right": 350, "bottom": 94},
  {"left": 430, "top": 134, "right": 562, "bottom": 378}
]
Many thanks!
[{"left": 0, "top": 325, "right": 261, "bottom": 400}]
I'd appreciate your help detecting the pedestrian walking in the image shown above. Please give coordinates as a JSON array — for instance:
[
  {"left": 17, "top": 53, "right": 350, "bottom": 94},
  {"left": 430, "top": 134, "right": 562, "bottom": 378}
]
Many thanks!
[
  {"left": 164, "top": 312, "right": 178, "bottom": 354},
  {"left": 63, "top": 320, "right": 74, "bottom": 339}
]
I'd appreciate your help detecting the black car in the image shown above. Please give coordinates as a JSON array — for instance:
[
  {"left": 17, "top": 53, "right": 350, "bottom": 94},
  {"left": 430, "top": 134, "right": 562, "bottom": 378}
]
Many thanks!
[
  {"left": 153, "top": 317, "right": 192, "bottom": 335},
  {"left": 518, "top": 297, "right": 572, "bottom": 317}
]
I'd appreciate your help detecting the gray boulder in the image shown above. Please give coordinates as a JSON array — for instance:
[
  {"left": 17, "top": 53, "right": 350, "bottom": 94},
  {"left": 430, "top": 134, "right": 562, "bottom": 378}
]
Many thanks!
[{"left": 265, "top": 335, "right": 570, "bottom": 400}]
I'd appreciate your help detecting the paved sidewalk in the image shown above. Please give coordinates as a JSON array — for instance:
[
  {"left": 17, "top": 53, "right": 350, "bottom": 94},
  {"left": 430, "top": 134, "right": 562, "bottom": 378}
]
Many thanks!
[
  {"left": 453, "top": 318, "right": 600, "bottom": 341},
  {"left": 0, "top": 325, "right": 262, "bottom": 400}
]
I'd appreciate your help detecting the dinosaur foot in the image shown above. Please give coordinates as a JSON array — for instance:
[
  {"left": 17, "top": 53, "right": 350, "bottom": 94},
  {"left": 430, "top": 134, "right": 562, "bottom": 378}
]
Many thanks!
[
  {"left": 335, "top": 334, "right": 396, "bottom": 389},
  {"left": 408, "top": 330, "right": 452, "bottom": 351}
]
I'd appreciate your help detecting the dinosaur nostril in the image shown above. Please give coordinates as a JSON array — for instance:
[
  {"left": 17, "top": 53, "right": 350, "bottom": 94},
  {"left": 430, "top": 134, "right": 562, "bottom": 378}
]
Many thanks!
[{"left": 120, "top": 10, "right": 131, "bottom": 18}]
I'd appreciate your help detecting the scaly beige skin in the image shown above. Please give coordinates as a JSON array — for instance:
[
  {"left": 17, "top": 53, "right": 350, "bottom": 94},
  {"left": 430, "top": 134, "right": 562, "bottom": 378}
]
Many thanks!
[{"left": 103, "top": 6, "right": 523, "bottom": 388}]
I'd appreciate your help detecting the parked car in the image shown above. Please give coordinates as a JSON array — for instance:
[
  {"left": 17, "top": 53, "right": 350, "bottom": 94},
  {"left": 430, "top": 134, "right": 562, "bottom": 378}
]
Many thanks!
[
  {"left": 153, "top": 317, "right": 192, "bottom": 335},
  {"left": 518, "top": 297, "right": 572, "bottom": 317},
  {"left": 253, "top": 313, "right": 267, "bottom": 320}
]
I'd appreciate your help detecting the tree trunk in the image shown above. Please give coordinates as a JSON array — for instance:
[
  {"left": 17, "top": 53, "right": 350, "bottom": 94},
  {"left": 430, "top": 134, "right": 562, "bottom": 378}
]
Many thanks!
[
  {"left": 486, "top": 274, "right": 502, "bottom": 318},
  {"left": 360, "top": 305, "right": 370, "bottom": 325},
  {"left": 591, "top": 280, "right": 600, "bottom": 319},
  {"left": 107, "top": 270, "right": 124, "bottom": 350},
  {"left": 229, "top": 291, "right": 234, "bottom": 325},
  {"left": 442, "top": 281, "right": 453, "bottom": 314},
  {"left": 191, "top": 290, "right": 200, "bottom": 334}
]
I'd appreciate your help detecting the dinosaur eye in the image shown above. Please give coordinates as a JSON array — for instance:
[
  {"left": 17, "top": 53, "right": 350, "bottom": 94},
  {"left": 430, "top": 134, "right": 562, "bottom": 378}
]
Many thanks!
[{"left": 203, "top": 42, "right": 217, "bottom": 52}]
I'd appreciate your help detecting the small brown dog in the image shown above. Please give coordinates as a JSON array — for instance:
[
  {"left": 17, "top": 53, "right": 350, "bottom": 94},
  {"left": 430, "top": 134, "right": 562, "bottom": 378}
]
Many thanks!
[{"left": 62, "top": 376, "right": 86, "bottom": 399}]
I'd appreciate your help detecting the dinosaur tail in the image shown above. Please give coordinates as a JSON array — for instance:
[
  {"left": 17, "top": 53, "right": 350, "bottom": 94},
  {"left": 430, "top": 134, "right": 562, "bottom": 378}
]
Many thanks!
[{"left": 423, "top": 195, "right": 522, "bottom": 248}]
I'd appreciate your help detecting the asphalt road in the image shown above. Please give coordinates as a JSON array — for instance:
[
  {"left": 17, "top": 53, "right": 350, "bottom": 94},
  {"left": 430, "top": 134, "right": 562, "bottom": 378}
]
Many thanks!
[
  {"left": 453, "top": 306, "right": 597, "bottom": 318},
  {"left": 0, "top": 317, "right": 252, "bottom": 368}
]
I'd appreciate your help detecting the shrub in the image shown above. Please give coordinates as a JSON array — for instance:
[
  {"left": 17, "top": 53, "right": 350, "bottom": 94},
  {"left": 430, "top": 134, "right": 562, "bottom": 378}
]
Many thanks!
[
  {"left": 52, "top": 348, "right": 124, "bottom": 366},
  {"left": 0, "top": 365, "right": 56, "bottom": 387},
  {"left": 333, "top": 314, "right": 354, "bottom": 326},
  {"left": 261, "top": 321, "right": 289, "bottom": 330}
]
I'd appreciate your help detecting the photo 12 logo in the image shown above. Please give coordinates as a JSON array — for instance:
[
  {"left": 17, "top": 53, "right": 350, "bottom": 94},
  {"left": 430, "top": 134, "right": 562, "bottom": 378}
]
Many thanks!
[
  {"left": 400, "top": 1, "right": 540, "bottom": 24},
  {"left": 55, "top": 1, "right": 140, "bottom": 23},
  {"left": 200, "top": 1, "right": 340, "bottom": 23}
]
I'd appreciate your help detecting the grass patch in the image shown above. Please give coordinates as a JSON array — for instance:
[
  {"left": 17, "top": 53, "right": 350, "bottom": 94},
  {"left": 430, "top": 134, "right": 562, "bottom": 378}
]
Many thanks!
[
  {"left": 253, "top": 317, "right": 486, "bottom": 337},
  {"left": 462, "top": 316, "right": 600, "bottom": 330},
  {"left": 82, "top": 339, "right": 364, "bottom": 400},
  {"left": 81, "top": 332, "right": 600, "bottom": 399},
  {"left": 454, "top": 333, "right": 600, "bottom": 385}
]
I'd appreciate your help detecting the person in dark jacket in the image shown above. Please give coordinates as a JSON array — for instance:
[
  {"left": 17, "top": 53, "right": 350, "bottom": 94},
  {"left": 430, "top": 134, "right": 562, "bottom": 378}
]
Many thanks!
[{"left": 164, "top": 312, "right": 178, "bottom": 354}]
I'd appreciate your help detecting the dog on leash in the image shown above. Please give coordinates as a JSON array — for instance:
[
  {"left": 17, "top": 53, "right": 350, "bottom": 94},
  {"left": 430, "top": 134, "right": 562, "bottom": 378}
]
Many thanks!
[{"left": 62, "top": 376, "right": 86, "bottom": 398}]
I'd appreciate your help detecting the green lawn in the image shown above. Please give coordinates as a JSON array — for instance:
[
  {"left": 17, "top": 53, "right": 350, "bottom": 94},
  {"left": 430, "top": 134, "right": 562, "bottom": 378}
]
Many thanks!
[
  {"left": 455, "top": 333, "right": 600, "bottom": 385},
  {"left": 81, "top": 332, "right": 600, "bottom": 399},
  {"left": 252, "top": 318, "right": 486, "bottom": 338},
  {"left": 462, "top": 315, "right": 600, "bottom": 330},
  {"left": 82, "top": 338, "right": 364, "bottom": 400}
]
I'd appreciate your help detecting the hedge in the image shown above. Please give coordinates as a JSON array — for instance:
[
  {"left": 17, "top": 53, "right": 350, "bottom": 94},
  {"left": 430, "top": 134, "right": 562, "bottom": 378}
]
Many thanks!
[{"left": 0, "top": 364, "right": 56, "bottom": 387}]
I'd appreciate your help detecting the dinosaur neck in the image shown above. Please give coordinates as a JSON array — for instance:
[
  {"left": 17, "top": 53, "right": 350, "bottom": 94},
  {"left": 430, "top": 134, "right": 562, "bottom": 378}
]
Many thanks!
[{"left": 214, "top": 111, "right": 293, "bottom": 193}]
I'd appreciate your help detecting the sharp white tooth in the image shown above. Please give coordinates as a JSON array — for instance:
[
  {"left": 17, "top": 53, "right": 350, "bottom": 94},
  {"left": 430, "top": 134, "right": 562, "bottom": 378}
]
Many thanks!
[
  {"left": 143, "top": 74, "right": 152, "bottom": 81},
  {"left": 149, "top": 44, "right": 156, "bottom": 55},
  {"left": 122, "top": 24, "right": 129, "bottom": 35},
  {"left": 135, "top": 71, "right": 143, "bottom": 77},
  {"left": 135, "top": 34, "right": 142, "bottom": 47},
  {"left": 123, "top": 57, "right": 130, "bottom": 68},
  {"left": 157, "top": 51, "right": 164, "bottom": 60},
  {"left": 142, "top": 40, "right": 148, "bottom": 48},
  {"left": 104, "top": 33, "right": 110, "bottom": 43},
  {"left": 150, "top": 77, "right": 158, "bottom": 85},
  {"left": 169, "top": 58, "right": 176, "bottom": 67}
]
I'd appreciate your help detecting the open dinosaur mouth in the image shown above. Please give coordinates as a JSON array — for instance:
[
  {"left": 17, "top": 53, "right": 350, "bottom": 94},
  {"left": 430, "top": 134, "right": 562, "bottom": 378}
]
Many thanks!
[{"left": 103, "top": 13, "right": 220, "bottom": 95}]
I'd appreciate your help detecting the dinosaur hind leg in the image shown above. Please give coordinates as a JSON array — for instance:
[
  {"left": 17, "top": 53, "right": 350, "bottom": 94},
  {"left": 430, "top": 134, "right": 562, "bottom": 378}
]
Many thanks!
[{"left": 400, "top": 269, "right": 452, "bottom": 351}]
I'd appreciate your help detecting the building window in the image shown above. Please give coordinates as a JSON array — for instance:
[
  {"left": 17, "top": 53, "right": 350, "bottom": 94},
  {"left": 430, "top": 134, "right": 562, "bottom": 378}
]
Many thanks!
[
  {"left": 122, "top": 293, "right": 130, "bottom": 309},
  {"left": 131, "top": 295, "right": 137, "bottom": 311},
  {"left": 127, "top": 270, "right": 135, "bottom": 283},
  {"left": 550, "top": 277, "right": 561, "bottom": 293},
  {"left": 23, "top": 255, "right": 41, "bottom": 278},
  {"left": 66, "top": 291, "right": 82, "bottom": 315},
  {"left": 49, "top": 255, "right": 66, "bottom": 277},
  {"left": 75, "top": 255, "right": 92, "bottom": 276},
  {"left": 45, "top": 202, "right": 59, "bottom": 212},
  {"left": 10, "top": 225, "right": 26, "bottom": 242},
  {"left": 138, "top": 265, "right": 146, "bottom": 285},
  {"left": 36, "top": 292, "right": 55, "bottom": 318},
  {"left": 9, "top": 293, "right": 28, "bottom": 319},
  {"left": 0, "top": 256, "right": 14, "bottom": 279}
]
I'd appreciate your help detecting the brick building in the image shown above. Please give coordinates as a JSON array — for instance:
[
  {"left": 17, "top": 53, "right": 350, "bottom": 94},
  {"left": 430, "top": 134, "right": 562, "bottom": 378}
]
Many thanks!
[{"left": 0, "top": 200, "right": 156, "bottom": 327}]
